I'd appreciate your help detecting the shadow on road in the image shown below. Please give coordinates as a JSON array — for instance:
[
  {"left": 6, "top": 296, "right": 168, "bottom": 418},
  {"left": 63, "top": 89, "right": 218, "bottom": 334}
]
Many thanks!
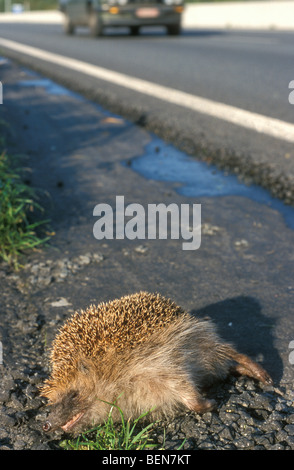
[
  {"left": 70, "top": 26, "right": 228, "bottom": 39},
  {"left": 192, "top": 296, "right": 282, "bottom": 384}
]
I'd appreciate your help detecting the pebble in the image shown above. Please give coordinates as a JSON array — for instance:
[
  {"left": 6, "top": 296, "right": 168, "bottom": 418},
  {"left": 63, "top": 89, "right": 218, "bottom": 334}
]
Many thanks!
[
  {"left": 14, "top": 252, "right": 104, "bottom": 291},
  {"left": 50, "top": 298, "right": 71, "bottom": 308},
  {"left": 219, "top": 426, "right": 234, "bottom": 441},
  {"left": 202, "top": 223, "right": 222, "bottom": 236},
  {"left": 234, "top": 239, "right": 249, "bottom": 249},
  {"left": 286, "top": 414, "right": 294, "bottom": 424},
  {"left": 285, "top": 424, "right": 294, "bottom": 435},
  {"left": 134, "top": 245, "right": 148, "bottom": 254}
]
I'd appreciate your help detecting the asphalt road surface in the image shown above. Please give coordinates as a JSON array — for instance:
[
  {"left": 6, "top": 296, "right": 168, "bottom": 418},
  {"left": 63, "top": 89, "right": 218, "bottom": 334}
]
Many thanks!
[
  {"left": 0, "top": 21, "right": 294, "bottom": 202},
  {"left": 0, "top": 22, "right": 293, "bottom": 121},
  {"left": 0, "top": 18, "right": 294, "bottom": 450}
]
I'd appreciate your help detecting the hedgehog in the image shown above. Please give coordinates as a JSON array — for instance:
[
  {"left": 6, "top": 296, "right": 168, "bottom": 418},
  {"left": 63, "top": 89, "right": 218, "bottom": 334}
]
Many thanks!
[{"left": 40, "top": 291, "right": 272, "bottom": 434}]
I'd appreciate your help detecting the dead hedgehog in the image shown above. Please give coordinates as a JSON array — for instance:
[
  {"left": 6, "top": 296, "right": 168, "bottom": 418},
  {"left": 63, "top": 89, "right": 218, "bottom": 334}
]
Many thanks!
[{"left": 40, "top": 291, "right": 272, "bottom": 434}]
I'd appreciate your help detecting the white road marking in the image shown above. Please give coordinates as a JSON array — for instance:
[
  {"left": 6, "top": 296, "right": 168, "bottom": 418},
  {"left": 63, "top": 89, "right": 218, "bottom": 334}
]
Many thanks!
[{"left": 1, "top": 37, "right": 294, "bottom": 143}]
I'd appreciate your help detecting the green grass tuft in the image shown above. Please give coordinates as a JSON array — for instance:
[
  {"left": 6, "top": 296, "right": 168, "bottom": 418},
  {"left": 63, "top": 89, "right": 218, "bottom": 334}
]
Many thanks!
[
  {"left": 60, "top": 401, "right": 163, "bottom": 451},
  {"left": 0, "top": 151, "right": 50, "bottom": 269}
]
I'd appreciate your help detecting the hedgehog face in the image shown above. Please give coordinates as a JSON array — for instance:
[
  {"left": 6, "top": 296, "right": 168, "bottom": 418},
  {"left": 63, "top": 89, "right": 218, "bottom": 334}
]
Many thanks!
[
  {"left": 41, "top": 356, "right": 120, "bottom": 434},
  {"left": 42, "top": 358, "right": 102, "bottom": 434},
  {"left": 43, "top": 389, "right": 89, "bottom": 434}
]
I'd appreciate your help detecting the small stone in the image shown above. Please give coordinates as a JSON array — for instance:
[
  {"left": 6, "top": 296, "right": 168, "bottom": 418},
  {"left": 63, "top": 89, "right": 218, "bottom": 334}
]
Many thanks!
[
  {"left": 286, "top": 414, "right": 294, "bottom": 424},
  {"left": 202, "top": 223, "right": 221, "bottom": 236},
  {"left": 276, "top": 429, "right": 288, "bottom": 441},
  {"left": 134, "top": 245, "right": 148, "bottom": 254},
  {"left": 267, "top": 419, "right": 282, "bottom": 432},
  {"left": 234, "top": 239, "right": 249, "bottom": 248},
  {"left": 57, "top": 269, "right": 68, "bottom": 279},
  {"left": 9, "top": 394, "right": 23, "bottom": 410},
  {"left": 14, "top": 439, "right": 27, "bottom": 450},
  {"left": 219, "top": 410, "right": 240, "bottom": 425},
  {"left": 219, "top": 426, "right": 234, "bottom": 441},
  {"left": 270, "top": 443, "right": 285, "bottom": 450},
  {"left": 198, "top": 439, "right": 215, "bottom": 449},
  {"left": 0, "top": 427, "right": 9, "bottom": 440},
  {"left": 234, "top": 436, "right": 254, "bottom": 449},
  {"left": 0, "top": 388, "right": 10, "bottom": 404},
  {"left": 201, "top": 412, "right": 213, "bottom": 424},
  {"left": 30, "top": 264, "right": 40, "bottom": 274},
  {"left": 285, "top": 424, "right": 294, "bottom": 435},
  {"left": 24, "top": 384, "right": 37, "bottom": 400},
  {"left": 285, "top": 435, "right": 294, "bottom": 449},
  {"left": 0, "top": 407, "right": 16, "bottom": 427},
  {"left": 50, "top": 298, "right": 71, "bottom": 308},
  {"left": 31, "top": 442, "right": 52, "bottom": 450},
  {"left": 78, "top": 254, "right": 91, "bottom": 265},
  {"left": 93, "top": 253, "right": 104, "bottom": 262}
]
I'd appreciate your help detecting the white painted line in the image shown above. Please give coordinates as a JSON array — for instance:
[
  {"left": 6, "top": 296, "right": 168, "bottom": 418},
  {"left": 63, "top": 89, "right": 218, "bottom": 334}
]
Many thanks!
[{"left": 1, "top": 37, "right": 294, "bottom": 143}]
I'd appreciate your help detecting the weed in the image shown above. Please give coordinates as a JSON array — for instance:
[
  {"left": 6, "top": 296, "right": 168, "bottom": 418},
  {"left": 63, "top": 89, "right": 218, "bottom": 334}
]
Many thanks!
[
  {"left": 60, "top": 401, "right": 162, "bottom": 451},
  {"left": 0, "top": 151, "right": 50, "bottom": 269}
]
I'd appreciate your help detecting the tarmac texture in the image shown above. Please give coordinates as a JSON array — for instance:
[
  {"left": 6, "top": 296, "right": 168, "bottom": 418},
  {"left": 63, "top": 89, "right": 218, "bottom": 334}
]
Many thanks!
[{"left": 0, "top": 56, "right": 293, "bottom": 450}]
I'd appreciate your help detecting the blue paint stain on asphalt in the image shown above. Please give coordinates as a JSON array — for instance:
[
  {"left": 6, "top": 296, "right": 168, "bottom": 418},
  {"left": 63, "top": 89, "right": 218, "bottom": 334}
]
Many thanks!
[
  {"left": 127, "top": 138, "right": 294, "bottom": 230},
  {"left": 17, "top": 75, "right": 83, "bottom": 100}
]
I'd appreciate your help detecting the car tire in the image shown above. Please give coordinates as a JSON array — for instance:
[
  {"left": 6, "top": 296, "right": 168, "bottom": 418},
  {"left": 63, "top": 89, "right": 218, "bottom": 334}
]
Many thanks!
[
  {"left": 130, "top": 26, "right": 140, "bottom": 36},
  {"left": 89, "top": 13, "right": 103, "bottom": 37},
  {"left": 64, "top": 15, "right": 75, "bottom": 35},
  {"left": 167, "top": 23, "right": 181, "bottom": 35}
]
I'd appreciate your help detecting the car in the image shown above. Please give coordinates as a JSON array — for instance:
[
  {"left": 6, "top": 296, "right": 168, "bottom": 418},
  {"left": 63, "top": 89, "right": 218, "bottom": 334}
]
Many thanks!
[{"left": 59, "top": 0, "right": 184, "bottom": 36}]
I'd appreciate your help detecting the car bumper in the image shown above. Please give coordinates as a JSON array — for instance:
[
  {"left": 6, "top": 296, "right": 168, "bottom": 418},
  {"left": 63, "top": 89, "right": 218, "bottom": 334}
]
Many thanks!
[{"left": 99, "top": 5, "right": 183, "bottom": 27}]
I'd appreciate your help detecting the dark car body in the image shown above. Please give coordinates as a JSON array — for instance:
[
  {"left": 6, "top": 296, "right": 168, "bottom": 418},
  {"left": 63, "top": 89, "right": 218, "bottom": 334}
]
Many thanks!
[{"left": 59, "top": 0, "right": 184, "bottom": 36}]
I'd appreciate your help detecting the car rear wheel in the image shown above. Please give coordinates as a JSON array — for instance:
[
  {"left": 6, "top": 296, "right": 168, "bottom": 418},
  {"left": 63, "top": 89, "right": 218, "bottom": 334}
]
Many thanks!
[
  {"left": 130, "top": 26, "right": 140, "bottom": 36},
  {"left": 64, "top": 15, "right": 75, "bottom": 35},
  {"left": 167, "top": 23, "right": 181, "bottom": 35},
  {"left": 89, "top": 13, "right": 103, "bottom": 37}
]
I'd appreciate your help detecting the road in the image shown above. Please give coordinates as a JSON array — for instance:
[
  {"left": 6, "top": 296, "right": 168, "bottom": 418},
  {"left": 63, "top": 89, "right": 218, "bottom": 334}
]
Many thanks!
[
  {"left": 0, "top": 22, "right": 293, "bottom": 121},
  {"left": 0, "top": 18, "right": 294, "bottom": 449},
  {"left": 0, "top": 20, "right": 294, "bottom": 203}
]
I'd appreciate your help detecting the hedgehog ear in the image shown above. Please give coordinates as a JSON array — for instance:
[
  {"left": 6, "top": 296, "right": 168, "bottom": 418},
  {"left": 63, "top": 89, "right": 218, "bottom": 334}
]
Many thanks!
[{"left": 78, "top": 359, "right": 90, "bottom": 375}]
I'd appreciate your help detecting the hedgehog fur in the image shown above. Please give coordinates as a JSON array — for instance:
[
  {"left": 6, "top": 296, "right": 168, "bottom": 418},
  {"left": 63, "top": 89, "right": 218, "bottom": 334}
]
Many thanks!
[{"left": 40, "top": 291, "right": 272, "bottom": 434}]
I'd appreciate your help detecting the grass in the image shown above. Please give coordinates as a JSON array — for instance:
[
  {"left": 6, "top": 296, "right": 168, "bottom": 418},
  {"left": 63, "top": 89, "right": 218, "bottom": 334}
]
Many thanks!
[
  {"left": 0, "top": 0, "right": 58, "bottom": 13},
  {"left": 60, "top": 401, "right": 168, "bottom": 451},
  {"left": 0, "top": 150, "right": 50, "bottom": 269}
]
